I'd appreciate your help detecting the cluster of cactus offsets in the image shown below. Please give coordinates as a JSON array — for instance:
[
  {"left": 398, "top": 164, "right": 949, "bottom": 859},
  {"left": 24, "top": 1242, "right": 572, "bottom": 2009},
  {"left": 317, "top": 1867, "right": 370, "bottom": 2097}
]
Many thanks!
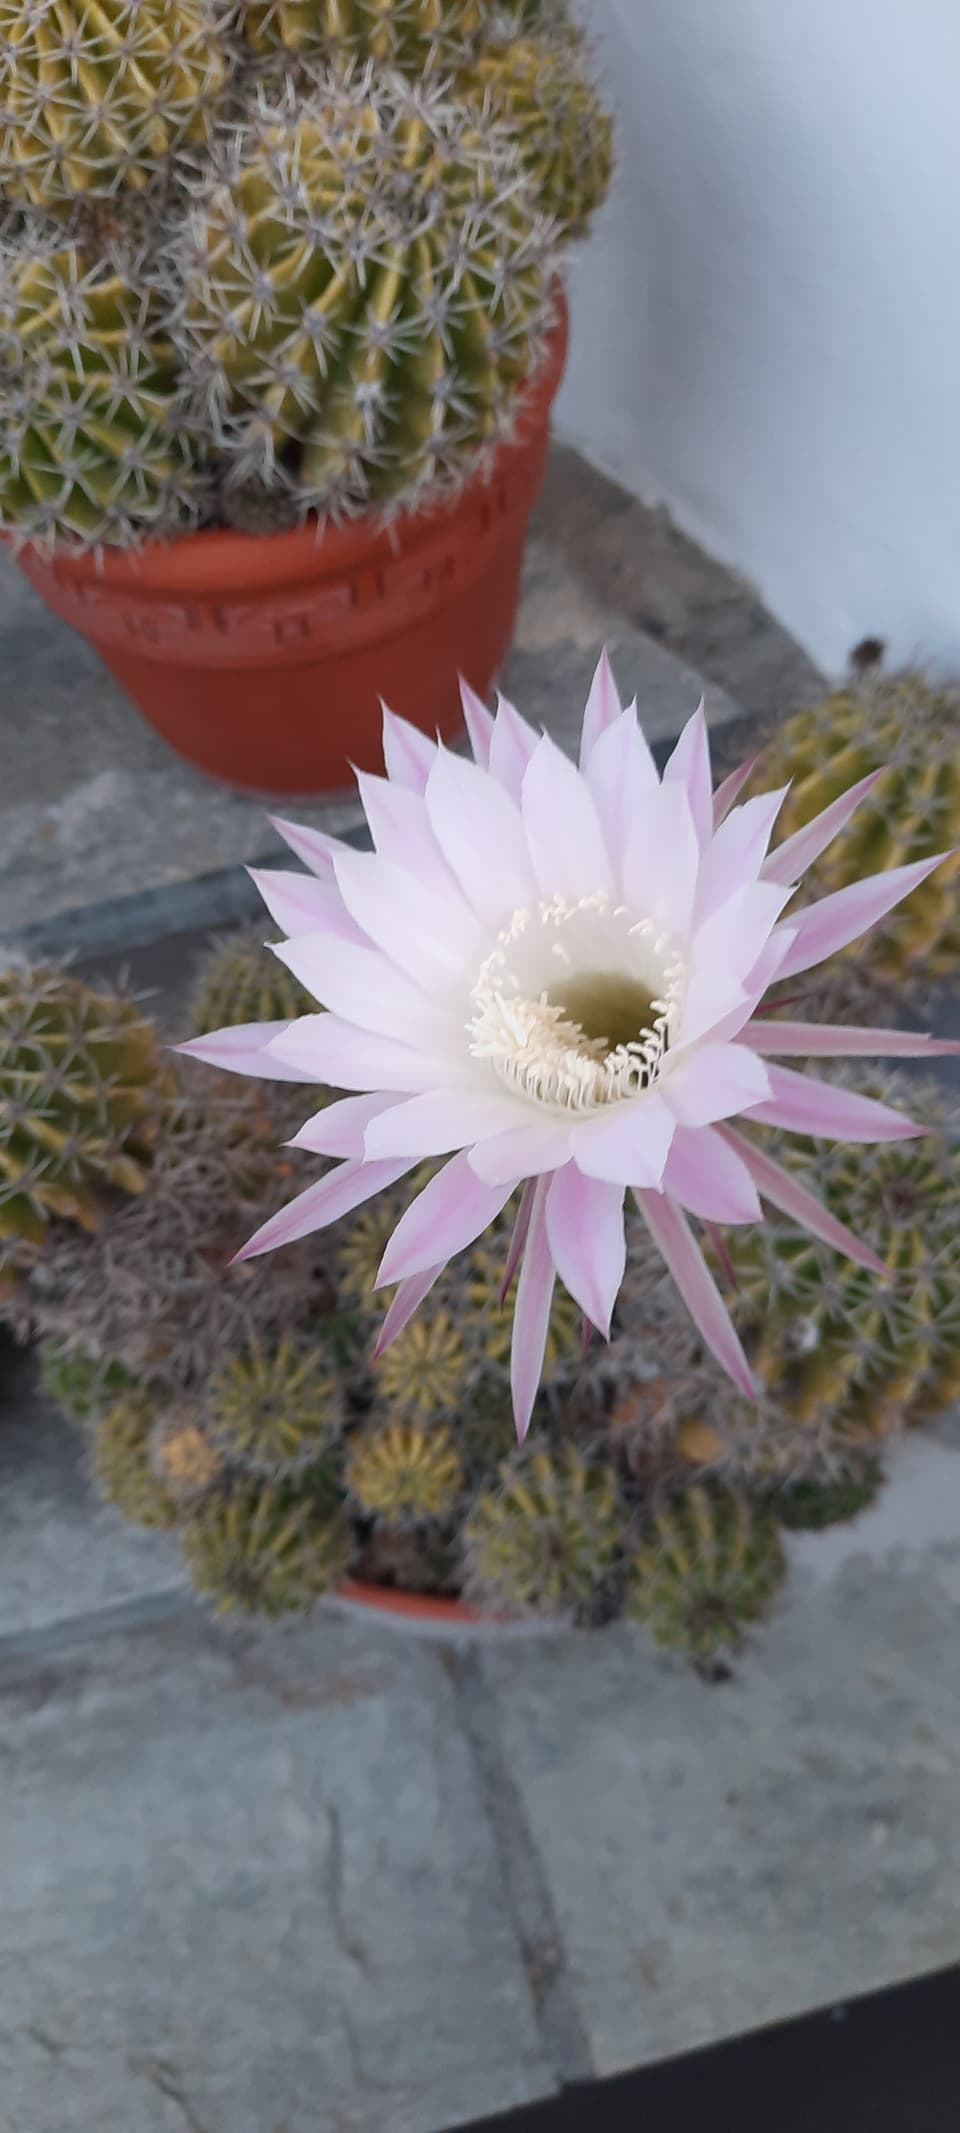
[
  {"left": 0, "top": 963, "right": 172, "bottom": 1267},
  {"left": 0, "top": 0, "right": 227, "bottom": 209},
  {"left": 0, "top": 240, "right": 203, "bottom": 551},
  {"left": 458, "top": 37, "right": 613, "bottom": 237},
  {"left": 208, "top": 1334, "right": 341, "bottom": 1473},
  {"left": 241, "top": 0, "right": 484, "bottom": 65},
  {"left": 95, "top": 1390, "right": 179, "bottom": 1528},
  {"left": 183, "top": 1469, "right": 352, "bottom": 1614},
  {"left": 758, "top": 672, "right": 960, "bottom": 987},
  {"left": 464, "top": 1447, "right": 626, "bottom": 1617},
  {"left": 726, "top": 1075, "right": 960, "bottom": 1439},
  {"left": 188, "top": 929, "right": 315, "bottom": 1037},
  {"left": 39, "top": 1337, "right": 135, "bottom": 1422},
  {"left": 627, "top": 1489, "right": 787, "bottom": 1668},
  {"left": 172, "top": 76, "right": 557, "bottom": 519},
  {"left": 348, "top": 1420, "right": 463, "bottom": 1520},
  {"left": 151, "top": 1412, "right": 225, "bottom": 1503},
  {"left": 773, "top": 1455, "right": 884, "bottom": 1533}
]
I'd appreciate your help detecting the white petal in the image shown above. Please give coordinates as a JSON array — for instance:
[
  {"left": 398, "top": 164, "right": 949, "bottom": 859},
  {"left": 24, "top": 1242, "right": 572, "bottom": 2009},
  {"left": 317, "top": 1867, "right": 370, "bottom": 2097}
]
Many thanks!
[
  {"left": 522, "top": 735, "right": 614, "bottom": 901},
  {"left": 268, "top": 1014, "right": 457, "bottom": 1093},
  {"left": 333, "top": 848, "right": 486, "bottom": 984},
  {"left": 425, "top": 747, "right": 536, "bottom": 926},
  {"left": 662, "top": 1042, "right": 772, "bottom": 1126},
  {"left": 584, "top": 707, "right": 659, "bottom": 877},
  {"left": 364, "top": 1086, "right": 533, "bottom": 1159},
  {"left": 621, "top": 779, "right": 700, "bottom": 934},
  {"left": 570, "top": 1093, "right": 675, "bottom": 1185},
  {"left": 274, "top": 934, "right": 453, "bottom": 1046}
]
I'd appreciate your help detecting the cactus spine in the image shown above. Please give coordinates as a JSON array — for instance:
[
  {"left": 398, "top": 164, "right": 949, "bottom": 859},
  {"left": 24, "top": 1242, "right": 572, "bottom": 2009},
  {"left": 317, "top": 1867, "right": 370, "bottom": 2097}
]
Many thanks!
[
  {"left": 464, "top": 1447, "right": 625, "bottom": 1616},
  {"left": 242, "top": 0, "right": 483, "bottom": 65},
  {"left": 189, "top": 929, "right": 314, "bottom": 1038},
  {"left": 183, "top": 1471, "right": 351, "bottom": 1613},
  {"left": 457, "top": 36, "right": 613, "bottom": 237},
  {"left": 347, "top": 1420, "right": 463, "bottom": 1520},
  {"left": 208, "top": 1335, "right": 341, "bottom": 1474}
]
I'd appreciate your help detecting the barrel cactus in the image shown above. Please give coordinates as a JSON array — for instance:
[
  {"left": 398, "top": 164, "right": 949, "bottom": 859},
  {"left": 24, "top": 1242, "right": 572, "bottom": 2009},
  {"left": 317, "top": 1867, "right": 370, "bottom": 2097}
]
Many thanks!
[
  {"left": 183, "top": 1470, "right": 352, "bottom": 1613},
  {"left": 0, "top": 239, "right": 202, "bottom": 550},
  {"left": 189, "top": 929, "right": 314, "bottom": 1038},
  {"left": 151, "top": 1413, "right": 225, "bottom": 1503},
  {"left": 373, "top": 1306, "right": 468, "bottom": 1420},
  {"left": 758, "top": 672, "right": 960, "bottom": 988},
  {"left": 627, "top": 1488, "right": 786, "bottom": 1668},
  {"left": 347, "top": 1420, "right": 463, "bottom": 1520},
  {"left": 0, "top": 963, "right": 172, "bottom": 1263},
  {"left": 0, "top": 0, "right": 227, "bottom": 209},
  {"left": 172, "top": 75, "right": 557, "bottom": 519},
  {"left": 94, "top": 1391, "right": 179, "bottom": 1527},
  {"left": 773, "top": 1455, "right": 884, "bottom": 1532},
  {"left": 464, "top": 1447, "right": 625, "bottom": 1616},
  {"left": 208, "top": 1334, "right": 342, "bottom": 1474},
  {"left": 39, "top": 1338, "right": 135, "bottom": 1422},
  {"left": 726, "top": 1076, "right": 960, "bottom": 1438}
]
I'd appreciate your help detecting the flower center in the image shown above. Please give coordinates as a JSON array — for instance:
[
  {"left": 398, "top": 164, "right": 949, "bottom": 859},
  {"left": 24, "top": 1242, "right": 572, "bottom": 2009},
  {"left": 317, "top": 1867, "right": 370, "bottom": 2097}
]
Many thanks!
[{"left": 468, "top": 895, "right": 686, "bottom": 1113}]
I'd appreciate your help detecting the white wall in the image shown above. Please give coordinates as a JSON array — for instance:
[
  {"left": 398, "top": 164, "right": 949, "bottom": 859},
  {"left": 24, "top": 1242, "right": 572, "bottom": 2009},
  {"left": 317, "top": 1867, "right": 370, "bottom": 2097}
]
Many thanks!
[{"left": 556, "top": 0, "right": 960, "bottom": 675}]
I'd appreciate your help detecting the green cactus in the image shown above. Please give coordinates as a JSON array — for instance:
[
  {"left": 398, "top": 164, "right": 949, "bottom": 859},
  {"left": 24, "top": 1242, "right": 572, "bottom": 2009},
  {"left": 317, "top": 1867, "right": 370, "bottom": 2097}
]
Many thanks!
[
  {"left": 242, "top": 0, "right": 483, "bottom": 64},
  {"left": 183, "top": 1470, "right": 352, "bottom": 1614},
  {"left": 463, "top": 1447, "right": 625, "bottom": 1616},
  {"left": 347, "top": 1419, "right": 463, "bottom": 1520},
  {"left": 727, "top": 1076, "right": 960, "bottom": 1438},
  {"left": 0, "top": 963, "right": 173, "bottom": 1263},
  {"left": 208, "top": 1335, "right": 341, "bottom": 1474},
  {"left": 188, "top": 929, "right": 315, "bottom": 1038},
  {"left": 758, "top": 672, "right": 960, "bottom": 987},
  {"left": 0, "top": 239, "right": 202, "bottom": 551},
  {"left": 458, "top": 35, "right": 613, "bottom": 237},
  {"left": 467, "top": 1237, "right": 582, "bottom": 1380},
  {"left": 0, "top": 0, "right": 226, "bottom": 209},
  {"left": 773, "top": 1455, "right": 884, "bottom": 1532},
  {"left": 39, "top": 1337, "right": 135, "bottom": 1422},
  {"left": 173, "top": 76, "right": 556, "bottom": 520},
  {"left": 373, "top": 1306, "right": 469, "bottom": 1420},
  {"left": 94, "top": 1391, "right": 178, "bottom": 1528},
  {"left": 627, "top": 1488, "right": 786, "bottom": 1666}
]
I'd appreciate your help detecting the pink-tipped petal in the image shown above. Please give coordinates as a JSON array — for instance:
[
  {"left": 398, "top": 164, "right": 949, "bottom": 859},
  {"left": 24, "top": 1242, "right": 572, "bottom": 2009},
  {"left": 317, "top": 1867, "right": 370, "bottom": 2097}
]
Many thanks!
[
  {"left": 675, "top": 968, "right": 751, "bottom": 1049},
  {"left": 510, "top": 1180, "right": 555, "bottom": 1441},
  {"left": 468, "top": 1121, "right": 575, "bottom": 1187},
  {"left": 662, "top": 1125, "right": 763, "bottom": 1223},
  {"left": 377, "top": 1151, "right": 514, "bottom": 1286},
  {"left": 579, "top": 647, "right": 624, "bottom": 766},
  {"left": 584, "top": 708, "right": 659, "bottom": 876},
  {"left": 380, "top": 701, "right": 437, "bottom": 791},
  {"left": 741, "top": 1020, "right": 960, "bottom": 1059},
  {"left": 663, "top": 699, "right": 713, "bottom": 846},
  {"left": 694, "top": 787, "right": 789, "bottom": 917},
  {"left": 522, "top": 734, "right": 614, "bottom": 901},
  {"left": 688, "top": 880, "right": 793, "bottom": 991},
  {"left": 373, "top": 1265, "right": 445, "bottom": 1357},
  {"left": 233, "top": 1157, "right": 413, "bottom": 1264},
  {"left": 354, "top": 774, "right": 454, "bottom": 891},
  {"left": 545, "top": 1166, "right": 625, "bottom": 1337},
  {"left": 268, "top": 1013, "right": 454, "bottom": 1094},
  {"left": 762, "top": 770, "right": 884, "bottom": 885},
  {"left": 663, "top": 1043, "right": 771, "bottom": 1127},
  {"left": 489, "top": 692, "right": 540, "bottom": 799},
  {"left": 571, "top": 1093, "right": 675, "bottom": 1186},
  {"left": 712, "top": 756, "right": 758, "bottom": 827},
  {"left": 287, "top": 1092, "right": 403, "bottom": 1157},
  {"left": 364, "top": 1086, "right": 531, "bottom": 1160},
  {"left": 746, "top": 1063, "right": 926, "bottom": 1141},
  {"left": 275, "top": 933, "right": 449, "bottom": 1046},
  {"left": 425, "top": 747, "right": 535, "bottom": 925},
  {"left": 622, "top": 778, "right": 700, "bottom": 934},
  {"left": 459, "top": 677, "right": 495, "bottom": 768},
  {"left": 718, "top": 1126, "right": 887, "bottom": 1276},
  {"left": 177, "top": 1021, "right": 308, "bottom": 1082},
  {"left": 774, "top": 852, "right": 954, "bottom": 981},
  {"left": 500, "top": 1179, "right": 537, "bottom": 1301},
  {"left": 333, "top": 847, "right": 485, "bottom": 984},
  {"left": 248, "top": 868, "right": 365, "bottom": 943},
  {"left": 268, "top": 816, "right": 343, "bottom": 880},
  {"left": 634, "top": 1190, "right": 756, "bottom": 1398}
]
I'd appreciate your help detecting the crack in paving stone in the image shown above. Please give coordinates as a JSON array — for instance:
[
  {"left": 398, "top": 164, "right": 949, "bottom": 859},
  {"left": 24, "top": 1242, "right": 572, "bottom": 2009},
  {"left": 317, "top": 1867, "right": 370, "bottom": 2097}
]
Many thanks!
[
  {"left": 445, "top": 1648, "right": 595, "bottom": 2090},
  {"left": 136, "top": 2056, "right": 211, "bottom": 2133}
]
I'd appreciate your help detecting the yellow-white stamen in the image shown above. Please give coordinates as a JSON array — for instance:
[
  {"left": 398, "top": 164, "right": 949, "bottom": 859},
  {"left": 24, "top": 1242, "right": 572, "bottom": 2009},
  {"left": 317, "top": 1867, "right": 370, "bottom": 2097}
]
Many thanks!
[{"left": 468, "top": 895, "right": 686, "bottom": 1112}]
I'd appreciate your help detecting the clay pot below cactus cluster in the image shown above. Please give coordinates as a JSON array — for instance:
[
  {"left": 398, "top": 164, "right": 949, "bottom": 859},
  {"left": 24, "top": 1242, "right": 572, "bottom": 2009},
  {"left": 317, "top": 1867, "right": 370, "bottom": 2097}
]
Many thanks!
[{"left": 12, "top": 297, "right": 568, "bottom": 797}]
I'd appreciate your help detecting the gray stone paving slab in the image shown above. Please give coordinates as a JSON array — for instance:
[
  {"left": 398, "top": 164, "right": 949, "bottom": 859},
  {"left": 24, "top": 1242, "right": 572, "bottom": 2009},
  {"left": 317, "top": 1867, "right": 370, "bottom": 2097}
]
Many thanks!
[
  {"left": 0, "top": 1603, "right": 554, "bottom": 2133},
  {"left": 480, "top": 1436, "right": 960, "bottom": 2079},
  {"left": 0, "top": 1339, "right": 188, "bottom": 1637}
]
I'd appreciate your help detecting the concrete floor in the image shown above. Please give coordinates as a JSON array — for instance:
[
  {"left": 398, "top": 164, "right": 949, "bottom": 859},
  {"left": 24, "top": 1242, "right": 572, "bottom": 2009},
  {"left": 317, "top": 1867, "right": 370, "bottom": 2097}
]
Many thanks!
[{"left": 2, "top": 447, "right": 958, "bottom": 2133}]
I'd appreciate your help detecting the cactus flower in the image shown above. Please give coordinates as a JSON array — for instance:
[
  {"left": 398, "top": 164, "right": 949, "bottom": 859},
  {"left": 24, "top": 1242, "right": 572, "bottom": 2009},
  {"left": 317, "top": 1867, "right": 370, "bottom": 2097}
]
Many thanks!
[{"left": 182, "top": 658, "right": 958, "bottom": 1437}]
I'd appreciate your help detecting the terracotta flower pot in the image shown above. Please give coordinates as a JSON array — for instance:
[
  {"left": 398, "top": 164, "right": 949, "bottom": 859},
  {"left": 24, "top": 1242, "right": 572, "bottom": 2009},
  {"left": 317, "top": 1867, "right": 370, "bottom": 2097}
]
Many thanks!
[
  {"left": 330, "top": 1579, "right": 565, "bottom": 1641},
  {"left": 12, "top": 296, "right": 569, "bottom": 797}
]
